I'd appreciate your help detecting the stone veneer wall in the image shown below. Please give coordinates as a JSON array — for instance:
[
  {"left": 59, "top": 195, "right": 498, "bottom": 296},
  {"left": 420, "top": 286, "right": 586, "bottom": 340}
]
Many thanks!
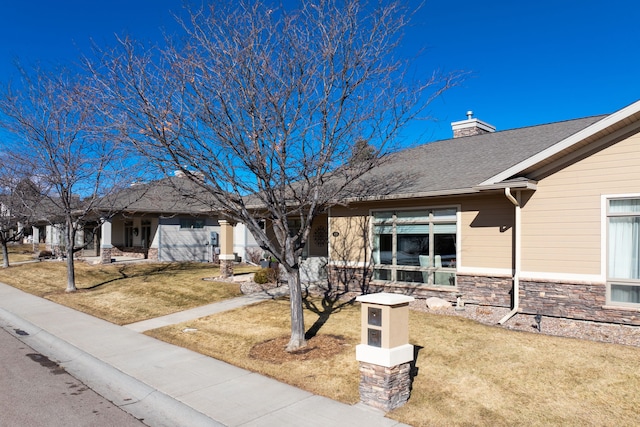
[
  {"left": 359, "top": 362, "right": 412, "bottom": 412},
  {"left": 219, "top": 259, "right": 234, "bottom": 278},
  {"left": 455, "top": 274, "right": 640, "bottom": 326},
  {"left": 329, "top": 267, "right": 640, "bottom": 326},
  {"left": 453, "top": 126, "right": 492, "bottom": 138},
  {"left": 100, "top": 247, "right": 112, "bottom": 264},
  {"left": 111, "top": 246, "right": 149, "bottom": 259},
  {"left": 456, "top": 274, "right": 513, "bottom": 307},
  {"left": 519, "top": 279, "right": 640, "bottom": 325}
]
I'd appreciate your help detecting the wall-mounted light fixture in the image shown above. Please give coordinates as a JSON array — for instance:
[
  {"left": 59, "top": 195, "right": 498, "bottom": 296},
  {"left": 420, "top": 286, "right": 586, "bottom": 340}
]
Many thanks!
[{"left": 534, "top": 314, "right": 542, "bottom": 332}]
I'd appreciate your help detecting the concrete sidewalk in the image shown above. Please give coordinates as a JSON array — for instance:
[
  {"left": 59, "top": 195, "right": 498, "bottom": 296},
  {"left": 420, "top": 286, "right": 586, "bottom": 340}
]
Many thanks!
[
  {"left": 124, "top": 287, "right": 290, "bottom": 333},
  {"left": 0, "top": 283, "right": 408, "bottom": 427}
]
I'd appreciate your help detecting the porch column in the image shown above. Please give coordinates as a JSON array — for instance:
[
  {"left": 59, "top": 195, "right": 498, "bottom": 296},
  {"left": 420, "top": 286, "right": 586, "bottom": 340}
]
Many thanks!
[
  {"left": 100, "top": 218, "right": 113, "bottom": 264},
  {"left": 31, "top": 226, "right": 40, "bottom": 253},
  {"left": 219, "top": 219, "right": 234, "bottom": 277}
]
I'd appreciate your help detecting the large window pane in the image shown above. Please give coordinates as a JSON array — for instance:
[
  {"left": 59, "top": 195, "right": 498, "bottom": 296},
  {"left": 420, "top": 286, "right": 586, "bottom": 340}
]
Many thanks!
[
  {"left": 375, "top": 233, "right": 393, "bottom": 265},
  {"left": 609, "top": 217, "right": 640, "bottom": 280},
  {"left": 608, "top": 198, "right": 640, "bottom": 306},
  {"left": 434, "top": 271, "right": 455, "bottom": 286},
  {"left": 611, "top": 284, "right": 640, "bottom": 303},
  {"left": 433, "top": 208, "right": 457, "bottom": 220},
  {"left": 609, "top": 199, "right": 640, "bottom": 214},
  {"left": 374, "top": 268, "right": 391, "bottom": 281},
  {"left": 396, "top": 210, "right": 429, "bottom": 221},
  {"left": 435, "top": 231, "right": 456, "bottom": 268},
  {"left": 373, "top": 211, "right": 393, "bottom": 222},
  {"left": 371, "top": 208, "right": 457, "bottom": 287},
  {"left": 397, "top": 234, "right": 429, "bottom": 266},
  {"left": 397, "top": 269, "right": 426, "bottom": 283}
]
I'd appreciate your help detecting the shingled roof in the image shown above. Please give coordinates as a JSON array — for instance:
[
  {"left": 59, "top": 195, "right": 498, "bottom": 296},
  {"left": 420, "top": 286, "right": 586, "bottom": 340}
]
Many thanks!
[
  {"left": 98, "top": 176, "right": 219, "bottom": 215},
  {"left": 355, "top": 114, "right": 607, "bottom": 200}
]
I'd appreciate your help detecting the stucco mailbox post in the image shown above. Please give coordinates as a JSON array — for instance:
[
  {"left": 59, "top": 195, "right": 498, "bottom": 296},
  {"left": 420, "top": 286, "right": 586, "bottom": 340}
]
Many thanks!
[{"left": 356, "top": 292, "right": 414, "bottom": 411}]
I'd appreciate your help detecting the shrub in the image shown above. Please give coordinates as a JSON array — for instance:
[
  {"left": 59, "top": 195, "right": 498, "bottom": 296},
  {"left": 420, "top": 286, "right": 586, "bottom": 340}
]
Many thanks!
[
  {"left": 245, "top": 247, "right": 262, "bottom": 264},
  {"left": 38, "top": 250, "right": 53, "bottom": 259},
  {"left": 253, "top": 267, "right": 279, "bottom": 284}
]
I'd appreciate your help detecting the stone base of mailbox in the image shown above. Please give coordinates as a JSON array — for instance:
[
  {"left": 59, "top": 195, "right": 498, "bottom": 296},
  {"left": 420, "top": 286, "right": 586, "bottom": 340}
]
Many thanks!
[{"left": 359, "top": 361, "right": 412, "bottom": 412}]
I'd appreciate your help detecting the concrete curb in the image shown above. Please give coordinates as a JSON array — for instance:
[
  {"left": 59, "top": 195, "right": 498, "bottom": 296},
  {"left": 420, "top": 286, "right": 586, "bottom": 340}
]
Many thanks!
[{"left": 0, "top": 308, "right": 223, "bottom": 427}]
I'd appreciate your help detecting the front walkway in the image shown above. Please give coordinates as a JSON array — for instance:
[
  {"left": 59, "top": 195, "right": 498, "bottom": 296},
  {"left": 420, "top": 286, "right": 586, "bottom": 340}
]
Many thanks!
[{"left": 124, "top": 283, "right": 290, "bottom": 332}]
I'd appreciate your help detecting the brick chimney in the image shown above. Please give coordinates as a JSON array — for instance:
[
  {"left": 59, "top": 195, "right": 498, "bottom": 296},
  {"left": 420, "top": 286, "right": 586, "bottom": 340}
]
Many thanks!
[{"left": 451, "top": 111, "right": 495, "bottom": 138}]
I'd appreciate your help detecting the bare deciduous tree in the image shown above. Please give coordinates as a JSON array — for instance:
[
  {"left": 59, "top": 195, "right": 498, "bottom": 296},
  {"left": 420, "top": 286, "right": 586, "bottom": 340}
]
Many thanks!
[
  {"left": 93, "top": 0, "right": 460, "bottom": 351},
  {"left": 0, "top": 162, "right": 41, "bottom": 268},
  {"left": 0, "top": 66, "right": 133, "bottom": 291}
]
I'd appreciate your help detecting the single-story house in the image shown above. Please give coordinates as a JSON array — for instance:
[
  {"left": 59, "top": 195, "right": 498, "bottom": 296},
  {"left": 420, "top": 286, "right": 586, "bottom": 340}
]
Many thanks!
[
  {"left": 95, "top": 173, "right": 260, "bottom": 263},
  {"left": 306, "top": 100, "right": 640, "bottom": 326}
]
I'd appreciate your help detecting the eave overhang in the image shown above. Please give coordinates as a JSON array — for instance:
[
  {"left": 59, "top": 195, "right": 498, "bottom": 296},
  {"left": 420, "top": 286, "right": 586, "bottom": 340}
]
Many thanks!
[{"left": 480, "top": 99, "right": 640, "bottom": 186}]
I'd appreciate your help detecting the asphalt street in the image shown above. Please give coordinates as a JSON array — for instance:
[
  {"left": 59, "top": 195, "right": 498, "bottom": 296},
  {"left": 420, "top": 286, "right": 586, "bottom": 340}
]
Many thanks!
[{"left": 0, "top": 327, "right": 146, "bottom": 427}]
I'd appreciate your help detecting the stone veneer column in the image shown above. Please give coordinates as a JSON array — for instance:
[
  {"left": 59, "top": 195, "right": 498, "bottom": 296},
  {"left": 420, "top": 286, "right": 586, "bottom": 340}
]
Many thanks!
[
  {"left": 355, "top": 293, "right": 415, "bottom": 411},
  {"left": 100, "top": 218, "right": 113, "bottom": 264},
  {"left": 218, "top": 219, "right": 234, "bottom": 278},
  {"left": 359, "top": 362, "right": 412, "bottom": 411}
]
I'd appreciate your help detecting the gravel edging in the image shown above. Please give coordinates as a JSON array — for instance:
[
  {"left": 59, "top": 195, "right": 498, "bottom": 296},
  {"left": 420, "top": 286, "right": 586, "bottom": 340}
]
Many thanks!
[
  {"left": 410, "top": 301, "right": 640, "bottom": 348},
  {"left": 218, "top": 275, "right": 640, "bottom": 348}
]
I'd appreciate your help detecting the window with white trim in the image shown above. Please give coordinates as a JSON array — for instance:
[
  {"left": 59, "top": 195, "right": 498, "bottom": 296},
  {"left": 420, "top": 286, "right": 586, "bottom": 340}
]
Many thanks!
[
  {"left": 607, "top": 198, "right": 640, "bottom": 306},
  {"left": 180, "top": 218, "right": 205, "bottom": 229},
  {"left": 372, "top": 208, "right": 457, "bottom": 286}
]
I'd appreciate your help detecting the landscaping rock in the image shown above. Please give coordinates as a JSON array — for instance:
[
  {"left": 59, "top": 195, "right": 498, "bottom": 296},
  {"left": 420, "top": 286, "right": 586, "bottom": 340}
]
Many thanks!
[{"left": 426, "top": 297, "right": 452, "bottom": 310}]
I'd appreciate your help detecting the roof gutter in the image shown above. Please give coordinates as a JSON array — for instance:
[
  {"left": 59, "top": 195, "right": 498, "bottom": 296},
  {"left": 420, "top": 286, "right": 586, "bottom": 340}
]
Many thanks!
[{"left": 498, "top": 187, "right": 521, "bottom": 325}]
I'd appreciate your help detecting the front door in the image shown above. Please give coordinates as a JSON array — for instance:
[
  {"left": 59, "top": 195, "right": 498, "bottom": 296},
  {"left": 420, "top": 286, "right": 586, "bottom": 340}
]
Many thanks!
[{"left": 141, "top": 220, "right": 152, "bottom": 258}]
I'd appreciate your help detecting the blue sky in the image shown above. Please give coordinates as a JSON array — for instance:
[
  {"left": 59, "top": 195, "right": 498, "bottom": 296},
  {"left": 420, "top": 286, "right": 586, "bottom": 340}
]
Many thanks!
[{"left": 1, "top": 0, "right": 638, "bottom": 142}]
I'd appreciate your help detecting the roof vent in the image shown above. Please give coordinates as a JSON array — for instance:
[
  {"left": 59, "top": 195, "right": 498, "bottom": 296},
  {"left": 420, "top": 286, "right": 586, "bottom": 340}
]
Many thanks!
[{"left": 451, "top": 111, "right": 496, "bottom": 138}]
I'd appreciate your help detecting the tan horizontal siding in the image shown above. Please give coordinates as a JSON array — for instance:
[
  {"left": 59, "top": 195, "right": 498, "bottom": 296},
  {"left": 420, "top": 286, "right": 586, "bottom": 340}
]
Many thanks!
[
  {"left": 523, "top": 132, "right": 640, "bottom": 275},
  {"left": 461, "top": 195, "right": 514, "bottom": 270}
]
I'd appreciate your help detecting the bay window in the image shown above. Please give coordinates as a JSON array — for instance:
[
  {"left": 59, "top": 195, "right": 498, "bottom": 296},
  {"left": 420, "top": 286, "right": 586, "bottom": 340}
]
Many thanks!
[{"left": 372, "top": 208, "right": 457, "bottom": 286}]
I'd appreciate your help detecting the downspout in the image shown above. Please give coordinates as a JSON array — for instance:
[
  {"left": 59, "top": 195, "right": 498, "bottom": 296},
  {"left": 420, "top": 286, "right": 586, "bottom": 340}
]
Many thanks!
[{"left": 498, "top": 188, "right": 521, "bottom": 325}]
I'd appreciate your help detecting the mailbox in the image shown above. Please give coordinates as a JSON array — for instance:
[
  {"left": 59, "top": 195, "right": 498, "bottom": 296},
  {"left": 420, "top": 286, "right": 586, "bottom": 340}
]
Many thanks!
[
  {"left": 210, "top": 231, "right": 219, "bottom": 246},
  {"left": 355, "top": 292, "right": 414, "bottom": 368}
]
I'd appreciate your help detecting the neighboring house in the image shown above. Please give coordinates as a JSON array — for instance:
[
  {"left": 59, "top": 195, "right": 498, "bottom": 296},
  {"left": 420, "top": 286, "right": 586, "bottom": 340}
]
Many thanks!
[
  {"left": 96, "top": 173, "right": 260, "bottom": 263},
  {"left": 320, "top": 100, "right": 640, "bottom": 326}
]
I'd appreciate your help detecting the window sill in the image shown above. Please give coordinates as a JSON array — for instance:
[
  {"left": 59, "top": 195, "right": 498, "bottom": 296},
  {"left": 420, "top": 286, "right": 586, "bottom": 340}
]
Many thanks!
[
  {"left": 371, "top": 280, "right": 458, "bottom": 292},
  {"left": 602, "top": 305, "right": 640, "bottom": 312}
]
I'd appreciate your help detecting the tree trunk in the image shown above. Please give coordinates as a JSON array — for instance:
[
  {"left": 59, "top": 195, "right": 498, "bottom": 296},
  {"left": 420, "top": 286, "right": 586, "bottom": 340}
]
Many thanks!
[
  {"left": 285, "top": 268, "right": 307, "bottom": 352},
  {"left": 1, "top": 240, "right": 9, "bottom": 268},
  {"left": 65, "top": 222, "right": 77, "bottom": 292}
]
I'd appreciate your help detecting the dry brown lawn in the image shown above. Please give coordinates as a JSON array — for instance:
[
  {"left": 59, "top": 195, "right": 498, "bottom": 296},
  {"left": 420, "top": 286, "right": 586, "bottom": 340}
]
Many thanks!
[
  {"left": 0, "top": 261, "right": 253, "bottom": 324},
  {"left": 1, "top": 260, "right": 638, "bottom": 426},
  {"left": 1, "top": 243, "right": 41, "bottom": 263},
  {"left": 147, "top": 298, "right": 640, "bottom": 427}
]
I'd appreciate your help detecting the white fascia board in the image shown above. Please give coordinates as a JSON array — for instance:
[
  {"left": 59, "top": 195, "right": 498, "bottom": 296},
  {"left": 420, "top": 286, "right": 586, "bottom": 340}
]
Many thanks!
[
  {"left": 519, "top": 271, "right": 605, "bottom": 284},
  {"left": 479, "top": 99, "right": 640, "bottom": 186},
  {"left": 451, "top": 118, "right": 496, "bottom": 133},
  {"left": 473, "top": 180, "right": 538, "bottom": 192}
]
